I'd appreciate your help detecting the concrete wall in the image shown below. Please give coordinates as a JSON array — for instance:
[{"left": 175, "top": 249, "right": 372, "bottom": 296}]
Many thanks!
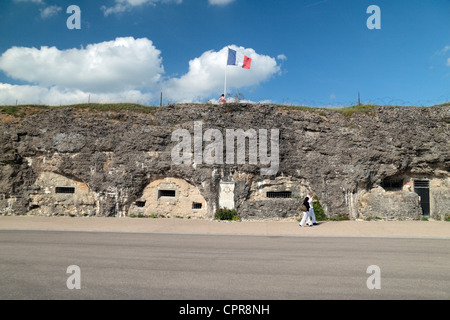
[
  {"left": 29, "top": 172, "right": 96, "bottom": 216},
  {"left": 357, "top": 174, "right": 450, "bottom": 220},
  {"left": 8, "top": 170, "right": 449, "bottom": 220},
  {"left": 357, "top": 187, "right": 422, "bottom": 220},
  {"left": 429, "top": 177, "right": 450, "bottom": 220},
  {"left": 238, "top": 177, "right": 307, "bottom": 219},
  {"left": 129, "top": 177, "right": 207, "bottom": 218}
]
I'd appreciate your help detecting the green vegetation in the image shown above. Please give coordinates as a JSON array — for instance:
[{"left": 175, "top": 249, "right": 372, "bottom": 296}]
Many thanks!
[
  {"left": 0, "top": 105, "right": 49, "bottom": 117},
  {"left": 2, "top": 102, "right": 449, "bottom": 120},
  {"left": 129, "top": 213, "right": 146, "bottom": 218},
  {"left": 0, "top": 103, "right": 158, "bottom": 118},
  {"left": 278, "top": 102, "right": 450, "bottom": 118},
  {"left": 312, "top": 196, "right": 327, "bottom": 221},
  {"left": 129, "top": 213, "right": 158, "bottom": 218},
  {"left": 214, "top": 208, "right": 240, "bottom": 221},
  {"left": 1, "top": 105, "right": 21, "bottom": 116},
  {"left": 328, "top": 215, "right": 351, "bottom": 221},
  {"left": 277, "top": 103, "right": 379, "bottom": 118},
  {"left": 70, "top": 103, "right": 158, "bottom": 114},
  {"left": 332, "top": 104, "right": 378, "bottom": 117},
  {"left": 276, "top": 104, "right": 322, "bottom": 113}
]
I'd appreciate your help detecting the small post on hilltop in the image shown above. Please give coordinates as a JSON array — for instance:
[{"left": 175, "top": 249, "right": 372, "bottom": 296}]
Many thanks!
[
  {"left": 160, "top": 92, "right": 163, "bottom": 107},
  {"left": 224, "top": 47, "right": 231, "bottom": 98}
]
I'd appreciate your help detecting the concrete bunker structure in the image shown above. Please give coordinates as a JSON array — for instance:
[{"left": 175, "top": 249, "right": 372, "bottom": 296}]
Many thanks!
[
  {"left": 358, "top": 174, "right": 450, "bottom": 220},
  {"left": 21, "top": 171, "right": 449, "bottom": 220},
  {"left": 236, "top": 176, "right": 311, "bottom": 219},
  {"left": 129, "top": 177, "right": 207, "bottom": 218},
  {"left": 29, "top": 172, "right": 96, "bottom": 216}
]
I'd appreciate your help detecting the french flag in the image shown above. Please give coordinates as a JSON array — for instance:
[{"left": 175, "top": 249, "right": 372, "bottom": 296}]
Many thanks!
[{"left": 227, "top": 48, "right": 252, "bottom": 69}]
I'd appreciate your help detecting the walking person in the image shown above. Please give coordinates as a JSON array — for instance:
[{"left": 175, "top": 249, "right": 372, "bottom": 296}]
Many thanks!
[
  {"left": 299, "top": 196, "right": 313, "bottom": 227},
  {"left": 308, "top": 192, "right": 318, "bottom": 225}
]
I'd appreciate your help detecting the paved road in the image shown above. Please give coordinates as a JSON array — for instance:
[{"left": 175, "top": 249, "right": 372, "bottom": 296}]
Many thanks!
[{"left": 1, "top": 230, "right": 449, "bottom": 300}]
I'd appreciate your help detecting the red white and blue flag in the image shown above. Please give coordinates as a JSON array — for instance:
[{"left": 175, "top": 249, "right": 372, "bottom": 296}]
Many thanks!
[{"left": 227, "top": 48, "right": 252, "bottom": 69}]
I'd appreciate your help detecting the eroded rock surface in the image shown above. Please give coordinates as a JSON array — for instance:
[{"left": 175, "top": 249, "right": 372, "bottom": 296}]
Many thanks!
[{"left": 1, "top": 104, "right": 449, "bottom": 219}]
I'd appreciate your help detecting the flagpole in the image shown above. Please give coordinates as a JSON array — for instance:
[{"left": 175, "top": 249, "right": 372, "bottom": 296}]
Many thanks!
[
  {"left": 224, "top": 47, "right": 229, "bottom": 97},
  {"left": 224, "top": 64, "right": 228, "bottom": 97}
]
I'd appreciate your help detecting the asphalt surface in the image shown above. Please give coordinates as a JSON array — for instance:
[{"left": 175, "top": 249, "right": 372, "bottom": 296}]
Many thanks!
[{"left": 1, "top": 229, "right": 449, "bottom": 300}]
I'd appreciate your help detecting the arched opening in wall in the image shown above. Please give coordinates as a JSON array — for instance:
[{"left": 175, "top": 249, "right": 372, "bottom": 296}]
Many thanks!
[
  {"left": 29, "top": 172, "right": 96, "bottom": 216},
  {"left": 135, "top": 200, "right": 146, "bottom": 208},
  {"left": 129, "top": 177, "right": 207, "bottom": 219},
  {"left": 381, "top": 177, "right": 403, "bottom": 191}
]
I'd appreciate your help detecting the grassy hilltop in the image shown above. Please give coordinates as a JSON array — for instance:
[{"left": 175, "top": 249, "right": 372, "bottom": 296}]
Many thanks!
[{"left": 1, "top": 101, "right": 449, "bottom": 119}]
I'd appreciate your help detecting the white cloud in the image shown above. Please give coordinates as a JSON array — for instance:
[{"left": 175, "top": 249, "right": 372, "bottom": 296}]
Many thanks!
[
  {"left": 208, "top": 0, "right": 235, "bottom": 5},
  {"left": 102, "top": 0, "right": 182, "bottom": 16},
  {"left": 441, "top": 45, "right": 450, "bottom": 54},
  {"left": 443, "top": 45, "right": 450, "bottom": 66},
  {"left": 437, "top": 45, "right": 450, "bottom": 67},
  {"left": 277, "top": 54, "right": 287, "bottom": 61},
  {"left": 162, "top": 45, "right": 280, "bottom": 102},
  {"left": 0, "top": 37, "right": 164, "bottom": 93},
  {"left": 13, "top": 0, "right": 45, "bottom": 4},
  {"left": 0, "top": 40, "right": 280, "bottom": 105},
  {"left": 304, "top": 0, "right": 328, "bottom": 9},
  {"left": 0, "top": 83, "right": 153, "bottom": 106},
  {"left": 40, "top": 5, "right": 62, "bottom": 19}
]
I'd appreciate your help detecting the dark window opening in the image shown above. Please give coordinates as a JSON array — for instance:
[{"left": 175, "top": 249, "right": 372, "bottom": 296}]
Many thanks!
[
  {"left": 266, "top": 191, "right": 292, "bottom": 199},
  {"left": 55, "top": 187, "right": 75, "bottom": 194},
  {"left": 381, "top": 178, "right": 403, "bottom": 190},
  {"left": 414, "top": 180, "right": 430, "bottom": 216},
  {"left": 135, "top": 201, "right": 146, "bottom": 208},
  {"left": 158, "top": 190, "right": 176, "bottom": 198},
  {"left": 414, "top": 180, "right": 430, "bottom": 188},
  {"left": 192, "top": 202, "right": 203, "bottom": 210}
]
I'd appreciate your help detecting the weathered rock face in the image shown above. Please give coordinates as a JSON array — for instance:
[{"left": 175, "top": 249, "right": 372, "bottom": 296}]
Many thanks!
[
  {"left": 357, "top": 187, "right": 422, "bottom": 220},
  {"left": 1, "top": 103, "right": 449, "bottom": 220}
]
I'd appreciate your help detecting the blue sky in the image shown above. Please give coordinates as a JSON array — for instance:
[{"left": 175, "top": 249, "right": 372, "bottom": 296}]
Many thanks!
[{"left": 0, "top": 0, "right": 449, "bottom": 106}]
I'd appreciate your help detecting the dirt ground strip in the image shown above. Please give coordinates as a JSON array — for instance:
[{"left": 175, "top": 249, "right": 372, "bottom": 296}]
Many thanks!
[{"left": 0, "top": 216, "right": 449, "bottom": 239}]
